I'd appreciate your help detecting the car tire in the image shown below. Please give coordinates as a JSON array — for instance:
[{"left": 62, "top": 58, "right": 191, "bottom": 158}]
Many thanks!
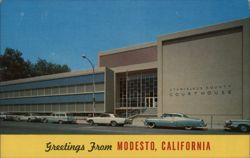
[
  {"left": 148, "top": 122, "right": 156, "bottom": 128},
  {"left": 88, "top": 120, "right": 95, "bottom": 126},
  {"left": 58, "top": 120, "right": 63, "bottom": 124},
  {"left": 239, "top": 125, "right": 248, "bottom": 132},
  {"left": 111, "top": 121, "right": 117, "bottom": 127},
  {"left": 185, "top": 126, "right": 192, "bottom": 130}
]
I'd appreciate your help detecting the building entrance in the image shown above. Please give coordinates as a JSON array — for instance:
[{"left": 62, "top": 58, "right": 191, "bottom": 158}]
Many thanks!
[
  {"left": 145, "top": 97, "right": 157, "bottom": 108},
  {"left": 115, "top": 70, "right": 157, "bottom": 117}
]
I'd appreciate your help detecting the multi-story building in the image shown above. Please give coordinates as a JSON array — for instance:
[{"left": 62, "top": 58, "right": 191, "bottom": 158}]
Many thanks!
[
  {"left": 99, "top": 42, "right": 158, "bottom": 117},
  {"left": 0, "top": 68, "right": 114, "bottom": 116},
  {"left": 0, "top": 18, "right": 249, "bottom": 127}
]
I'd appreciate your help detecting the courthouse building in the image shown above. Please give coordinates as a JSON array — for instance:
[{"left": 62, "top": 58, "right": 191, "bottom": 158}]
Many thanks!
[{"left": 0, "top": 18, "right": 249, "bottom": 127}]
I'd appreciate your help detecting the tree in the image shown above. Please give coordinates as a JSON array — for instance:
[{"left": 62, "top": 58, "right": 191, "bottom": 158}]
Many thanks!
[
  {"left": 33, "top": 58, "right": 71, "bottom": 76},
  {"left": 0, "top": 48, "right": 71, "bottom": 82},
  {"left": 0, "top": 48, "right": 31, "bottom": 81}
]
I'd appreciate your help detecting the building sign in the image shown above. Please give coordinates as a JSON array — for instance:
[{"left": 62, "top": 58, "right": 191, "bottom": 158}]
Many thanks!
[{"left": 169, "top": 84, "right": 232, "bottom": 97}]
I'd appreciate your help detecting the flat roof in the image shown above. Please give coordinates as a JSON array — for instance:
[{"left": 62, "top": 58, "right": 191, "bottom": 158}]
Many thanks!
[
  {"left": 99, "top": 42, "right": 156, "bottom": 57},
  {"left": 158, "top": 18, "right": 250, "bottom": 42},
  {"left": 0, "top": 67, "right": 105, "bottom": 86}
]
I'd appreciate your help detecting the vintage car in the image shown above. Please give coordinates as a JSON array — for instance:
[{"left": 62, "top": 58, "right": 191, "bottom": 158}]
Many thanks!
[
  {"left": 43, "top": 112, "right": 76, "bottom": 124},
  {"left": 18, "top": 113, "right": 42, "bottom": 122},
  {"left": 224, "top": 120, "right": 250, "bottom": 132},
  {"left": 86, "top": 113, "right": 130, "bottom": 127},
  {"left": 144, "top": 113, "right": 207, "bottom": 130},
  {"left": 0, "top": 112, "right": 20, "bottom": 121},
  {"left": 0, "top": 112, "right": 7, "bottom": 120}
]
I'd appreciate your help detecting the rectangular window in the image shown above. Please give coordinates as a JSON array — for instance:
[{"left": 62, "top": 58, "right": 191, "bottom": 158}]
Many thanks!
[
  {"left": 85, "top": 84, "right": 93, "bottom": 92},
  {"left": 25, "top": 89, "right": 32, "bottom": 97},
  {"left": 60, "top": 86, "right": 67, "bottom": 94},
  {"left": 26, "top": 105, "right": 31, "bottom": 112},
  {"left": 20, "top": 90, "right": 25, "bottom": 97},
  {"left": 85, "top": 103, "right": 93, "bottom": 112},
  {"left": 68, "top": 85, "right": 76, "bottom": 94},
  {"left": 95, "top": 103, "right": 104, "bottom": 112},
  {"left": 95, "top": 84, "right": 104, "bottom": 91},
  {"left": 9, "top": 91, "right": 15, "bottom": 98},
  {"left": 38, "top": 88, "right": 45, "bottom": 96},
  {"left": 76, "top": 103, "right": 84, "bottom": 112},
  {"left": 31, "top": 104, "right": 37, "bottom": 112},
  {"left": 52, "top": 87, "right": 59, "bottom": 95},
  {"left": 32, "top": 89, "right": 37, "bottom": 96},
  {"left": 44, "top": 104, "right": 52, "bottom": 112},
  {"left": 8, "top": 105, "right": 14, "bottom": 112},
  {"left": 76, "top": 84, "right": 85, "bottom": 93},
  {"left": 45, "top": 88, "right": 52, "bottom": 95},
  {"left": 20, "top": 105, "right": 25, "bottom": 112},
  {"left": 60, "top": 104, "right": 67, "bottom": 112},
  {"left": 67, "top": 103, "right": 76, "bottom": 112},
  {"left": 3, "top": 105, "right": 8, "bottom": 111},
  {"left": 52, "top": 104, "right": 60, "bottom": 112},
  {"left": 38, "top": 104, "right": 44, "bottom": 112},
  {"left": 14, "top": 91, "right": 20, "bottom": 98}
]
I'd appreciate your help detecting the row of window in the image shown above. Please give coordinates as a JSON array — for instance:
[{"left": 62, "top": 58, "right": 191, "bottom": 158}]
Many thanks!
[
  {"left": 119, "top": 72, "right": 157, "bottom": 107},
  {"left": 0, "top": 83, "right": 104, "bottom": 99},
  {"left": 118, "top": 97, "right": 158, "bottom": 108},
  {"left": 0, "top": 102, "right": 104, "bottom": 113}
]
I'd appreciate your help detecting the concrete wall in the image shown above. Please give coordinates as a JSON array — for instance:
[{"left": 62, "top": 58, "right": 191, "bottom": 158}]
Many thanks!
[
  {"left": 104, "top": 67, "right": 114, "bottom": 113},
  {"left": 99, "top": 43, "right": 157, "bottom": 68},
  {"left": 158, "top": 18, "right": 250, "bottom": 128}
]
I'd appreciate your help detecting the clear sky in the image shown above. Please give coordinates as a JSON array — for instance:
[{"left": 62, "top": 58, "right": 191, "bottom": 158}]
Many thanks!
[{"left": 1, "top": 0, "right": 250, "bottom": 71}]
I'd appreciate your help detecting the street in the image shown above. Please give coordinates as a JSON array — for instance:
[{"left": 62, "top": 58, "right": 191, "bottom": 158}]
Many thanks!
[{"left": 0, "top": 120, "right": 247, "bottom": 134}]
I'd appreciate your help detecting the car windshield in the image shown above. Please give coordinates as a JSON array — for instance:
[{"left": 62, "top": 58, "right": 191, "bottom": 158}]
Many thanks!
[
  {"left": 162, "top": 114, "right": 170, "bottom": 118},
  {"left": 183, "top": 114, "right": 189, "bottom": 118}
]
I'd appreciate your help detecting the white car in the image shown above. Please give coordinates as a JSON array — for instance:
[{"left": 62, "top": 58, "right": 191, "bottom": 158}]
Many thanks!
[
  {"left": 0, "top": 112, "right": 7, "bottom": 120},
  {"left": 86, "top": 113, "right": 130, "bottom": 127},
  {"left": 18, "top": 113, "right": 42, "bottom": 122},
  {"left": 44, "top": 112, "right": 75, "bottom": 124}
]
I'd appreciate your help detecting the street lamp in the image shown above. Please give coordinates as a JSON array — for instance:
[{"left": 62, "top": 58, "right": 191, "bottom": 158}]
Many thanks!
[{"left": 81, "top": 55, "right": 96, "bottom": 117}]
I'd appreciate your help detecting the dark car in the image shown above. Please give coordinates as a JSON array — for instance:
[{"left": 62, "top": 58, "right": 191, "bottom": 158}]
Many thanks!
[{"left": 224, "top": 120, "right": 250, "bottom": 132}]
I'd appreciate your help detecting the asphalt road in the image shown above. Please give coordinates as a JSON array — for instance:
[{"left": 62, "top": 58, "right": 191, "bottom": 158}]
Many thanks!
[{"left": 0, "top": 120, "right": 248, "bottom": 134}]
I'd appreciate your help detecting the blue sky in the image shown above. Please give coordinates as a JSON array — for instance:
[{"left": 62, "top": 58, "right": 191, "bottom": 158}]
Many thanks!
[{"left": 1, "top": 0, "right": 250, "bottom": 71}]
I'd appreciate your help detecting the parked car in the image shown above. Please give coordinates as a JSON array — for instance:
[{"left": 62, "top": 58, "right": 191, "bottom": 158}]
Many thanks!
[
  {"left": 144, "top": 113, "right": 207, "bottom": 130},
  {"left": 43, "top": 112, "right": 75, "bottom": 124},
  {"left": 224, "top": 120, "right": 250, "bottom": 132},
  {"left": 0, "top": 112, "right": 7, "bottom": 120},
  {"left": 86, "top": 113, "right": 130, "bottom": 127},
  {"left": 18, "top": 113, "right": 42, "bottom": 122},
  {"left": 1, "top": 113, "right": 20, "bottom": 121}
]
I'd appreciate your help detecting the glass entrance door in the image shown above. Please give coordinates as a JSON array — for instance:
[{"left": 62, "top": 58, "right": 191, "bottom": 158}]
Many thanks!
[{"left": 145, "top": 97, "right": 157, "bottom": 108}]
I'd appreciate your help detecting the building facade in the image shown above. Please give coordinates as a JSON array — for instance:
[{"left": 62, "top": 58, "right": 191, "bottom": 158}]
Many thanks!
[
  {"left": 0, "top": 68, "right": 114, "bottom": 116},
  {"left": 157, "top": 18, "right": 250, "bottom": 127},
  {"left": 99, "top": 42, "right": 158, "bottom": 117},
  {"left": 0, "top": 18, "right": 249, "bottom": 127}
]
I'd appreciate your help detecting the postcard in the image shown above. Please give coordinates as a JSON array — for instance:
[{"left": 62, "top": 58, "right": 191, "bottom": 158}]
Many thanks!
[{"left": 0, "top": 0, "right": 249, "bottom": 158}]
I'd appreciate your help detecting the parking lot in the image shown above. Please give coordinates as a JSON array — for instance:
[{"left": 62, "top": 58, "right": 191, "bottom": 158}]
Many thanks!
[{"left": 0, "top": 120, "right": 247, "bottom": 134}]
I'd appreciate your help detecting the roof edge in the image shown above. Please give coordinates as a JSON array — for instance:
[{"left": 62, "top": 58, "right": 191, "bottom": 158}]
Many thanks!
[
  {"left": 0, "top": 67, "right": 106, "bottom": 86},
  {"left": 99, "top": 42, "right": 157, "bottom": 57},
  {"left": 158, "top": 18, "right": 250, "bottom": 41}
]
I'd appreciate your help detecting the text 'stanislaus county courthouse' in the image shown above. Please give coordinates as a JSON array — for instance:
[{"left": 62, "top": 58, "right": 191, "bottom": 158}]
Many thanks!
[{"left": 1, "top": 18, "right": 250, "bottom": 128}]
